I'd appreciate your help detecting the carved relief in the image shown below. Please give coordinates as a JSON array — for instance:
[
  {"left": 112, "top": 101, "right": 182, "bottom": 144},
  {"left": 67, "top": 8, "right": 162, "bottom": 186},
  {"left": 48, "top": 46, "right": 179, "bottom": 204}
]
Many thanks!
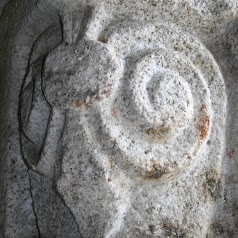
[{"left": 16, "top": 1, "right": 227, "bottom": 237}]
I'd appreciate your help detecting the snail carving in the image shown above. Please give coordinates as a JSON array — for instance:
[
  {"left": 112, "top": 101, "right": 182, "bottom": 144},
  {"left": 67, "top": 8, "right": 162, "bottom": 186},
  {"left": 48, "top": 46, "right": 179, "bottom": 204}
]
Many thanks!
[{"left": 20, "top": 10, "right": 226, "bottom": 238}]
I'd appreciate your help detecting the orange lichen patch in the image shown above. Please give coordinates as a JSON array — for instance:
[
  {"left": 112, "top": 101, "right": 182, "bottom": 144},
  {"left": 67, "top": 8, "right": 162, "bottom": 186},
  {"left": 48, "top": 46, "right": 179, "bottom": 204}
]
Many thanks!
[
  {"left": 111, "top": 107, "right": 118, "bottom": 118},
  {"left": 226, "top": 148, "right": 236, "bottom": 158},
  {"left": 199, "top": 115, "right": 210, "bottom": 140}
]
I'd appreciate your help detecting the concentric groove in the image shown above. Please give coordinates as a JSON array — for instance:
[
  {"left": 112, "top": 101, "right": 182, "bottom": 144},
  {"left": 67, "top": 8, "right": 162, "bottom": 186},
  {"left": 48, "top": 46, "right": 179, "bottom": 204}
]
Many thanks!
[{"left": 78, "top": 21, "right": 223, "bottom": 179}]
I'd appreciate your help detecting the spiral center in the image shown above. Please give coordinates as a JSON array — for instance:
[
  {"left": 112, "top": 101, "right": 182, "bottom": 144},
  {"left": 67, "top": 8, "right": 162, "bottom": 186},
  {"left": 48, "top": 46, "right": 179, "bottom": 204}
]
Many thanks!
[
  {"left": 131, "top": 53, "right": 194, "bottom": 142},
  {"left": 146, "top": 70, "right": 193, "bottom": 141}
]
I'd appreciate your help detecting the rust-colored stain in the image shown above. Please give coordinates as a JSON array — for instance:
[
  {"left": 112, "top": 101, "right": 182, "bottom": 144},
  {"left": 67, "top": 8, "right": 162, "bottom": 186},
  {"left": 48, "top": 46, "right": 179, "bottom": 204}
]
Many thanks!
[
  {"left": 203, "top": 170, "right": 222, "bottom": 202},
  {"left": 95, "top": 95, "right": 102, "bottom": 101},
  {"left": 199, "top": 115, "right": 210, "bottom": 140},
  {"left": 73, "top": 94, "right": 104, "bottom": 108},
  {"left": 200, "top": 103, "right": 207, "bottom": 112},
  {"left": 146, "top": 125, "right": 170, "bottom": 141},
  {"left": 111, "top": 107, "right": 118, "bottom": 118},
  {"left": 144, "top": 164, "right": 167, "bottom": 180},
  {"left": 101, "top": 84, "right": 113, "bottom": 98},
  {"left": 73, "top": 99, "right": 86, "bottom": 108},
  {"left": 226, "top": 148, "right": 236, "bottom": 158},
  {"left": 160, "top": 222, "right": 187, "bottom": 237}
]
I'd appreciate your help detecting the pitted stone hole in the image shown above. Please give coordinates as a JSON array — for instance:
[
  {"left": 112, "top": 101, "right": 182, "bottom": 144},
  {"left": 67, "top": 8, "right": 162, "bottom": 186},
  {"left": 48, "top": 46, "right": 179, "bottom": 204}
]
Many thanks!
[{"left": 146, "top": 70, "right": 193, "bottom": 142}]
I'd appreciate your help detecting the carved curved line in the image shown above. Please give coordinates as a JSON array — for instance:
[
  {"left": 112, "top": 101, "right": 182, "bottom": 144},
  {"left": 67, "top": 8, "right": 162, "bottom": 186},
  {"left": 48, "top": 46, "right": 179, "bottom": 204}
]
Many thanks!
[
  {"left": 36, "top": 109, "right": 66, "bottom": 179},
  {"left": 20, "top": 24, "right": 63, "bottom": 166}
]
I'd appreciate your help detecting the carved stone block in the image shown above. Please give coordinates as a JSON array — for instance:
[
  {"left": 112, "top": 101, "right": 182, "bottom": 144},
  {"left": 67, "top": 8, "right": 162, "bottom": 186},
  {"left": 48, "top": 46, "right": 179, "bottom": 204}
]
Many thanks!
[{"left": 1, "top": 0, "right": 238, "bottom": 237}]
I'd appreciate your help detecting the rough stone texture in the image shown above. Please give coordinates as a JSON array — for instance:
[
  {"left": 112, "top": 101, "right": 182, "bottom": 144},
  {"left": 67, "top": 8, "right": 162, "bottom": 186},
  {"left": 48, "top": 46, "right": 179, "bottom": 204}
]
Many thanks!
[{"left": 1, "top": 0, "right": 238, "bottom": 237}]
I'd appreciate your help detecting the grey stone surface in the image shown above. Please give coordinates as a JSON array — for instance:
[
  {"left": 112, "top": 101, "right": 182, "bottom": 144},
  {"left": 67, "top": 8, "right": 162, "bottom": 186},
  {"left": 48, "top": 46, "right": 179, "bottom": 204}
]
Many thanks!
[{"left": 1, "top": 0, "right": 238, "bottom": 237}]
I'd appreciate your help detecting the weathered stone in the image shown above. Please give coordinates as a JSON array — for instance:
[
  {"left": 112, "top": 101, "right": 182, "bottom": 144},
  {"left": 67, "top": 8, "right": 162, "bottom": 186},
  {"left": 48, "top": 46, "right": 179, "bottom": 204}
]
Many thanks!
[{"left": 1, "top": 0, "right": 238, "bottom": 237}]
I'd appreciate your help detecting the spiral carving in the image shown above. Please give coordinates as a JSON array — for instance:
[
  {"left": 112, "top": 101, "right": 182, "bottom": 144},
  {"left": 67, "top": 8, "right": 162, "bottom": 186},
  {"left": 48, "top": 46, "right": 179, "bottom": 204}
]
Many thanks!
[{"left": 78, "top": 21, "right": 224, "bottom": 180}]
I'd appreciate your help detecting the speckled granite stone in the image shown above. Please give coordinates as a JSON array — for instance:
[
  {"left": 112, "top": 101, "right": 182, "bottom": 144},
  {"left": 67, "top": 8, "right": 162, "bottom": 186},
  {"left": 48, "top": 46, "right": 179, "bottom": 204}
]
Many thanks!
[{"left": 1, "top": 0, "right": 238, "bottom": 237}]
